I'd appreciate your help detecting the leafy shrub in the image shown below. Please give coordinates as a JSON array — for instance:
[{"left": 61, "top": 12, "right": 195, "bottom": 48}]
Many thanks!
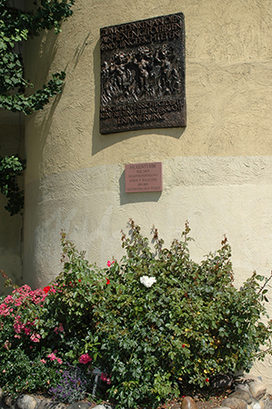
[
  {"left": 0, "top": 234, "right": 105, "bottom": 397},
  {"left": 0, "top": 349, "right": 62, "bottom": 397},
  {"left": 0, "top": 221, "right": 271, "bottom": 409},
  {"left": 0, "top": 284, "right": 64, "bottom": 396},
  {"left": 93, "top": 221, "right": 272, "bottom": 408}
]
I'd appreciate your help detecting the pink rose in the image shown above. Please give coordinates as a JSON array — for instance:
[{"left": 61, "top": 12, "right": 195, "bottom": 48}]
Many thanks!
[
  {"left": 24, "top": 327, "right": 31, "bottom": 335},
  {"left": 47, "top": 352, "right": 57, "bottom": 361},
  {"left": 53, "top": 323, "right": 64, "bottom": 334},
  {"left": 30, "top": 333, "right": 41, "bottom": 343},
  {"left": 79, "top": 353, "right": 92, "bottom": 364}
]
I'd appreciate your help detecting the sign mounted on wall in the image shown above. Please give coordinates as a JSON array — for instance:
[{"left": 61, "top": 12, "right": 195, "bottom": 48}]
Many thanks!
[
  {"left": 100, "top": 13, "right": 186, "bottom": 134},
  {"left": 125, "top": 162, "right": 162, "bottom": 193}
]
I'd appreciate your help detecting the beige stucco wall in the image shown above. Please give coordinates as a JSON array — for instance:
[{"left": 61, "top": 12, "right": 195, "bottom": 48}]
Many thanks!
[
  {"left": 24, "top": 0, "right": 272, "bottom": 388},
  {"left": 0, "top": 112, "right": 24, "bottom": 295}
]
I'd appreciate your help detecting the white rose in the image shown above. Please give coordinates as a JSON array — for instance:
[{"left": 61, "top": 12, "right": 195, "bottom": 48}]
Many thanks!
[{"left": 140, "top": 275, "right": 156, "bottom": 288}]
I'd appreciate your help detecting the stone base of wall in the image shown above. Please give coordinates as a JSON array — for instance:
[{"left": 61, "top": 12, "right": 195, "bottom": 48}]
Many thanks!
[
  {"left": 0, "top": 376, "right": 271, "bottom": 409},
  {"left": 214, "top": 376, "right": 272, "bottom": 409}
]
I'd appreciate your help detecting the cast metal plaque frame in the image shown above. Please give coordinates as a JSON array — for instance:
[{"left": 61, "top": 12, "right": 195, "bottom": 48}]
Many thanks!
[{"left": 100, "top": 13, "right": 186, "bottom": 134}]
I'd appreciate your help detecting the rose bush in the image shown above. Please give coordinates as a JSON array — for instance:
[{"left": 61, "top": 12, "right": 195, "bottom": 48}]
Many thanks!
[{"left": 0, "top": 221, "right": 271, "bottom": 409}]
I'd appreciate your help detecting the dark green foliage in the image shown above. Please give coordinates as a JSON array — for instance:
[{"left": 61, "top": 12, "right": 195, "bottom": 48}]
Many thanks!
[
  {"left": 0, "top": 0, "right": 74, "bottom": 114},
  {"left": 93, "top": 221, "right": 272, "bottom": 408},
  {"left": 0, "top": 348, "right": 62, "bottom": 396},
  {"left": 0, "top": 222, "right": 271, "bottom": 408},
  {"left": 0, "top": 155, "right": 25, "bottom": 215}
]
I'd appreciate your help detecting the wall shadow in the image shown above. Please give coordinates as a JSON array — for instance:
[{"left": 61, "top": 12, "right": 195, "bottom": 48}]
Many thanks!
[
  {"left": 91, "top": 41, "right": 185, "bottom": 156},
  {"left": 26, "top": 30, "right": 59, "bottom": 89},
  {"left": 119, "top": 170, "right": 161, "bottom": 205},
  {"left": 36, "top": 31, "right": 93, "bottom": 164},
  {"left": 24, "top": 29, "right": 64, "bottom": 164}
]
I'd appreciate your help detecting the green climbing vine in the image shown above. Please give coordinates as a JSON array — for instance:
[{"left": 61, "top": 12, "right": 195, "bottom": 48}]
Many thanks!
[
  {"left": 0, "top": 0, "right": 75, "bottom": 214},
  {"left": 0, "top": 0, "right": 74, "bottom": 114},
  {"left": 0, "top": 155, "right": 25, "bottom": 216}
]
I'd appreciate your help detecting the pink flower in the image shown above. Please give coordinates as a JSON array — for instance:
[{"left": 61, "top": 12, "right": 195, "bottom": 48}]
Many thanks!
[
  {"left": 107, "top": 260, "right": 111, "bottom": 267},
  {"left": 54, "top": 323, "right": 64, "bottom": 334},
  {"left": 40, "top": 359, "right": 46, "bottom": 364},
  {"left": 0, "top": 303, "right": 10, "bottom": 316},
  {"left": 47, "top": 353, "right": 57, "bottom": 361},
  {"left": 4, "top": 295, "right": 13, "bottom": 304},
  {"left": 3, "top": 341, "right": 11, "bottom": 350},
  {"left": 57, "top": 358, "right": 63, "bottom": 364},
  {"left": 30, "top": 333, "right": 41, "bottom": 343},
  {"left": 79, "top": 353, "right": 92, "bottom": 364}
]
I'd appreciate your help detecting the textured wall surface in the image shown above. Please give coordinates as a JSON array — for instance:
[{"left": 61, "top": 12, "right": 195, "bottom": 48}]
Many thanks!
[{"left": 24, "top": 0, "right": 272, "bottom": 387}]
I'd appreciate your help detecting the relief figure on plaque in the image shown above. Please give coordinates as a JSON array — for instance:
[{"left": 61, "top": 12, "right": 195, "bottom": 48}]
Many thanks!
[{"left": 101, "top": 44, "right": 182, "bottom": 106}]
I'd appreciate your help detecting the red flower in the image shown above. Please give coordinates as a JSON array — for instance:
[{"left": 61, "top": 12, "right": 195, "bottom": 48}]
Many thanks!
[
  {"left": 205, "top": 378, "right": 209, "bottom": 382},
  {"left": 100, "top": 372, "right": 111, "bottom": 385},
  {"left": 43, "top": 286, "right": 51, "bottom": 294},
  {"left": 78, "top": 279, "right": 81, "bottom": 282},
  {"left": 79, "top": 353, "right": 92, "bottom": 364},
  {"left": 106, "top": 278, "right": 110, "bottom": 285},
  {"left": 182, "top": 344, "right": 186, "bottom": 348}
]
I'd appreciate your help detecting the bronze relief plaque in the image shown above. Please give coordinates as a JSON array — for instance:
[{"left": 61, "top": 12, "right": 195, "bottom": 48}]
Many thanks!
[{"left": 100, "top": 13, "right": 186, "bottom": 134}]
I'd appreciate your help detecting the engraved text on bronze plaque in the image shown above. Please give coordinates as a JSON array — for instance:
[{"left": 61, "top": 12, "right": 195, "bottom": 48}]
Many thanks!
[
  {"left": 100, "top": 13, "right": 186, "bottom": 134},
  {"left": 125, "top": 162, "right": 162, "bottom": 192}
]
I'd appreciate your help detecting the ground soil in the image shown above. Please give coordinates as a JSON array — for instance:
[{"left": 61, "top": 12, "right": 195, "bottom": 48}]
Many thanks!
[
  {"left": 159, "top": 394, "right": 228, "bottom": 409},
  {"left": 158, "top": 392, "right": 272, "bottom": 409},
  {"left": 87, "top": 388, "right": 232, "bottom": 409}
]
